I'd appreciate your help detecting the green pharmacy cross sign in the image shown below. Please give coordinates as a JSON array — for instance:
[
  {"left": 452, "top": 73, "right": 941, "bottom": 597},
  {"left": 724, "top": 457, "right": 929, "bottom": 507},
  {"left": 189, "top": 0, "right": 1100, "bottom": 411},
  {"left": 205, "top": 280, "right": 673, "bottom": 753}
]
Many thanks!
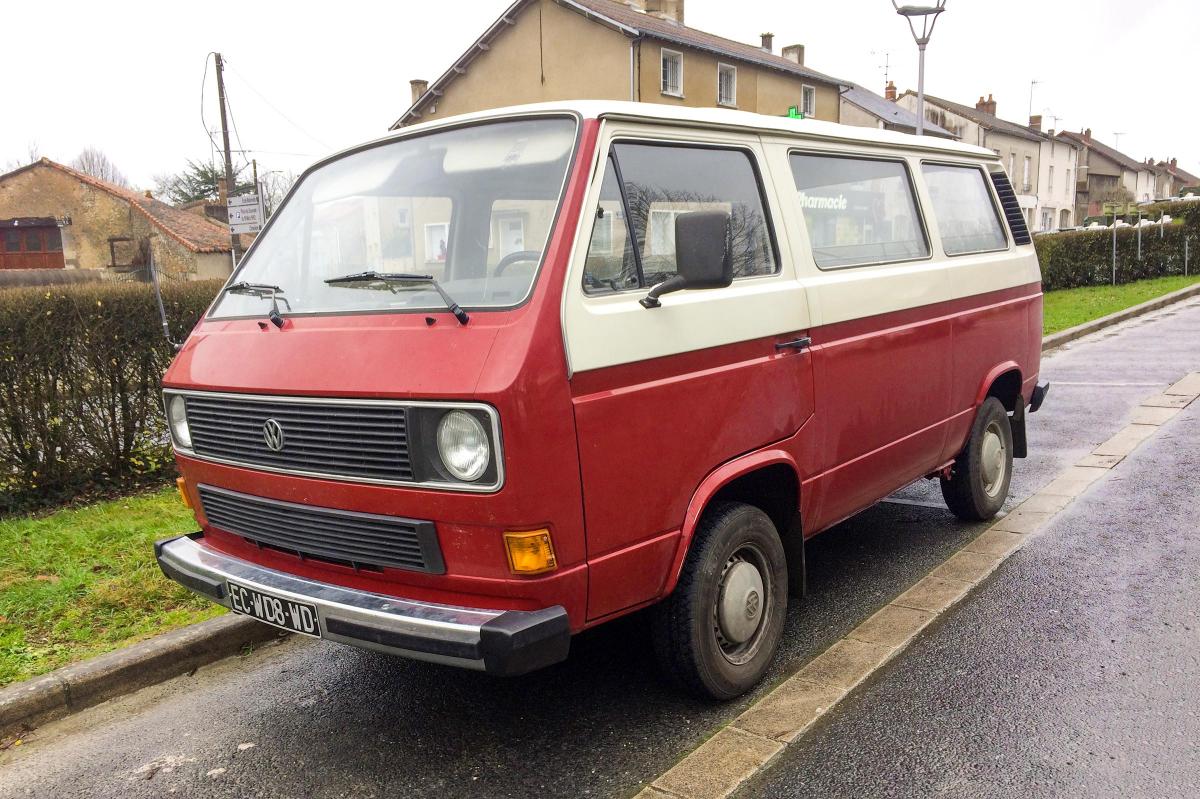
[{"left": 787, "top": 106, "right": 805, "bottom": 119}]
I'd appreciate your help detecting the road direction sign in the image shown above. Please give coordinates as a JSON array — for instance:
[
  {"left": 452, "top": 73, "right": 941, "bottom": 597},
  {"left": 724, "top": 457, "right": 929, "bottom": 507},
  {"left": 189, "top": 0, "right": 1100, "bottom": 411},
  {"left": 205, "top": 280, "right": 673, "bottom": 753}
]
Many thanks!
[{"left": 228, "top": 193, "right": 264, "bottom": 234}]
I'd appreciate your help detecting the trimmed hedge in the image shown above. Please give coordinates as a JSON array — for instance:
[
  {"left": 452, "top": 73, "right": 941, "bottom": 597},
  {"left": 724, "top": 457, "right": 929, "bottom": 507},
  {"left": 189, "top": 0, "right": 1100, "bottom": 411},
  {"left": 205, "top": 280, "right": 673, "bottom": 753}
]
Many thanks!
[
  {"left": 0, "top": 280, "right": 222, "bottom": 515},
  {"left": 1035, "top": 223, "right": 1197, "bottom": 291}
]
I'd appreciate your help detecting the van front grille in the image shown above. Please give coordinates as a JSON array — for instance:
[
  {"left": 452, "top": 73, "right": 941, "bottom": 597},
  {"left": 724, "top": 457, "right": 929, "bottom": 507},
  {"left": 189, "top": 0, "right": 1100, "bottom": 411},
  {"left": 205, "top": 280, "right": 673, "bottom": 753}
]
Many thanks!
[
  {"left": 184, "top": 393, "right": 413, "bottom": 483},
  {"left": 990, "top": 170, "right": 1032, "bottom": 245},
  {"left": 197, "top": 484, "right": 444, "bottom": 573}
]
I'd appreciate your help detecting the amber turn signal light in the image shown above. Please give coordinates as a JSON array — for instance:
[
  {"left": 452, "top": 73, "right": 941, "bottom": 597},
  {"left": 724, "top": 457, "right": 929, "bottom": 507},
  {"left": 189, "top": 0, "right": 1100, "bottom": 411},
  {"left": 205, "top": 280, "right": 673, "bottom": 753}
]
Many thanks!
[
  {"left": 176, "top": 477, "right": 192, "bottom": 509},
  {"left": 503, "top": 529, "right": 557, "bottom": 575}
]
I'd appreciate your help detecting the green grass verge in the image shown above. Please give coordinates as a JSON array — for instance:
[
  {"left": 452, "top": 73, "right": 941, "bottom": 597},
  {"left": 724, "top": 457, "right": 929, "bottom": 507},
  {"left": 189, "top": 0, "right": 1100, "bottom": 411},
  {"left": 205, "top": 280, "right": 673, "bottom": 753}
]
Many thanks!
[
  {"left": 1043, "top": 274, "right": 1200, "bottom": 335},
  {"left": 0, "top": 487, "right": 222, "bottom": 687}
]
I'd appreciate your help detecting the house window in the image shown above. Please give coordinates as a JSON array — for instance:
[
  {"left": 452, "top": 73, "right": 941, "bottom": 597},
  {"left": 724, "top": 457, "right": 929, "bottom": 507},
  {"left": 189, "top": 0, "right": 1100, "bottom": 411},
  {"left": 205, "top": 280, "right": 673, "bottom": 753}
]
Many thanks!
[
  {"left": 1008, "top": 153, "right": 1015, "bottom": 181},
  {"left": 1023, "top": 156, "right": 1032, "bottom": 191},
  {"left": 1066, "top": 169, "right": 1072, "bottom": 192},
  {"left": 801, "top": 85, "right": 816, "bottom": 117},
  {"left": 1049, "top": 166, "right": 1054, "bottom": 193},
  {"left": 717, "top": 63, "right": 736, "bottom": 107},
  {"left": 424, "top": 222, "right": 449, "bottom": 264},
  {"left": 1040, "top": 208, "right": 1054, "bottom": 231},
  {"left": 661, "top": 49, "right": 683, "bottom": 96}
]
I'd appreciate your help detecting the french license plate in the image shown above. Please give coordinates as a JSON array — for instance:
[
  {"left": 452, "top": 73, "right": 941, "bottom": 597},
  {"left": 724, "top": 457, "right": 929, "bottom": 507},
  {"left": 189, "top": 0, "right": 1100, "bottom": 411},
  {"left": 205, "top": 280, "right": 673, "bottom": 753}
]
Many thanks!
[{"left": 227, "top": 581, "right": 321, "bottom": 637}]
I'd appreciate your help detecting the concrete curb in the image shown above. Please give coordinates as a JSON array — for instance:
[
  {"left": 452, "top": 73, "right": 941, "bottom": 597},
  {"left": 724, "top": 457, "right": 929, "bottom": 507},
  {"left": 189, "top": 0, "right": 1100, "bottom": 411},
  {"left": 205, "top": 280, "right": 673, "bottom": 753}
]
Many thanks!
[
  {"left": 0, "top": 613, "right": 283, "bottom": 739},
  {"left": 1042, "top": 280, "right": 1200, "bottom": 352}
]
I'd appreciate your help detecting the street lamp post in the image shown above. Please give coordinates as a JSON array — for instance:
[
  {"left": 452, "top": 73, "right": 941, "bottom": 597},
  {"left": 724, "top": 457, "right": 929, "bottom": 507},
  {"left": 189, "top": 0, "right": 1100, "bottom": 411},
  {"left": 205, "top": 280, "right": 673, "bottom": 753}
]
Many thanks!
[{"left": 892, "top": 1, "right": 947, "bottom": 136}]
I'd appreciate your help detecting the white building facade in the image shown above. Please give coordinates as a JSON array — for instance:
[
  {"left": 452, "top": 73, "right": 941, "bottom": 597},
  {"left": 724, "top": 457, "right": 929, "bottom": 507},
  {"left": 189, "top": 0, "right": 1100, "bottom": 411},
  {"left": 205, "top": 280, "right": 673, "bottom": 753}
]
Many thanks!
[{"left": 1035, "top": 131, "right": 1079, "bottom": 231}]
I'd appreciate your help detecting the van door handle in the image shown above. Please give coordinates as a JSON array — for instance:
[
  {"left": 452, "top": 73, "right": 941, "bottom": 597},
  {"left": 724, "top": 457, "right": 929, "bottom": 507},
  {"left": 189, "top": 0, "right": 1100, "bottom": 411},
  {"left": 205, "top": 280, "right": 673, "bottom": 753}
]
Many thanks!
[{"left": 775, "top": 336, "right": 811, "bottom": 352}]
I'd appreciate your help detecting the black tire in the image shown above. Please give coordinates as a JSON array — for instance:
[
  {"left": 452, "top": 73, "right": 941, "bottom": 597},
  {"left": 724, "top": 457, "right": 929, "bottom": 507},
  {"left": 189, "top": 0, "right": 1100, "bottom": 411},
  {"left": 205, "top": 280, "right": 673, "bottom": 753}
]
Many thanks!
[
  {"left": 941, "top": 396, "right": 1013, "bottom": 521},
  {"left": 651, "top": 501, "right": 788, "bottom": 700}
]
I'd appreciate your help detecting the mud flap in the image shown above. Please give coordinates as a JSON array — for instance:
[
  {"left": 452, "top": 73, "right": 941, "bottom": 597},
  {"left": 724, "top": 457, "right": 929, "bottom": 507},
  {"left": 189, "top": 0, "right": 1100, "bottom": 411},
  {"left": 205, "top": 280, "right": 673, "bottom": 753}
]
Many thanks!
[{"left": 1011, "top": 401, "right": 1028, "bottom": 459}]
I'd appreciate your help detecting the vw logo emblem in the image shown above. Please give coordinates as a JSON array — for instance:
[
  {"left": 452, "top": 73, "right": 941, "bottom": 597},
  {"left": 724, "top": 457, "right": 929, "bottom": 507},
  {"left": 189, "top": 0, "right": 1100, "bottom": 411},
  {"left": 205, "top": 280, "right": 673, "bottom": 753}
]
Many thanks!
[
  {"left": 262, "top": 418, "right": 286, "bottom": 452},
  {"left": 745, "top": 590, "right": 761, "bottom": 620}
]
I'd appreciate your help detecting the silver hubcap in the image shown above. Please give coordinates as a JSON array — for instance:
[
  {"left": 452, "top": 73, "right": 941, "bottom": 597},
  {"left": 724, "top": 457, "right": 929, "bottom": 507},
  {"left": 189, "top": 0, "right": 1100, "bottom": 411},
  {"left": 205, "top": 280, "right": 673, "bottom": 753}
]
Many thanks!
[
  {"left": 980, "top": 422, "right": 1007, "bottom": 497},
  {"left": 716, "top": 556, "right": 765, "bottom": 648}
]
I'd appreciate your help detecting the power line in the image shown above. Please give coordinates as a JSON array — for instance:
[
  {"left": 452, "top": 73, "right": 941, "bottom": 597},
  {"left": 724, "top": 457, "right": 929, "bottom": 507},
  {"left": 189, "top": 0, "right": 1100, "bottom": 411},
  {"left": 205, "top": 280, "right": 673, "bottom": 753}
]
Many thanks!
[
  {"left": 225, "top": 62, "right": 332, "bottom": 150},
  {"left": 199, "top": 53, "right": 223, "bottom": 163}
]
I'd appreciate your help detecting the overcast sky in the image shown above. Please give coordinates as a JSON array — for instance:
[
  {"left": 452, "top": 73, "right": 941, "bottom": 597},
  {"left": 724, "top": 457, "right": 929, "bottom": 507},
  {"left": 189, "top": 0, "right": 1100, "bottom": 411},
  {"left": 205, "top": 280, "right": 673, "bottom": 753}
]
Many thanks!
[{"left": 2, "top": 0, "right": 1194, "bottom": 189}]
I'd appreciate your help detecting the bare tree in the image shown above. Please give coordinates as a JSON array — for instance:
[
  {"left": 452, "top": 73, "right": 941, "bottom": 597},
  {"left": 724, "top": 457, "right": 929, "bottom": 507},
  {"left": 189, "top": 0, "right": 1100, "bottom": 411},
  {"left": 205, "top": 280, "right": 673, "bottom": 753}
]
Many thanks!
[
  {"left": 70, "top": 147, "right": 130, "bottom": 187},
  {"left": 260, "top": 170, "right": 299, "bottom": 217},
  {"left": 3, "top": 141, "right": 42, "bottom": 173}
]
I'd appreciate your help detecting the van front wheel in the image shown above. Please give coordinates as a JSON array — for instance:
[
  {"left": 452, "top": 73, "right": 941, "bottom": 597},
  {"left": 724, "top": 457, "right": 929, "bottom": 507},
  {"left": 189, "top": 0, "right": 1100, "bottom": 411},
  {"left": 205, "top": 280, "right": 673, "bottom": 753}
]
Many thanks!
[
  {"left": 652, "top": 502, "right": 787, "bottom": 700},
  {"left": 941, "top": 397, "right": 1013, "bottom": 521}
]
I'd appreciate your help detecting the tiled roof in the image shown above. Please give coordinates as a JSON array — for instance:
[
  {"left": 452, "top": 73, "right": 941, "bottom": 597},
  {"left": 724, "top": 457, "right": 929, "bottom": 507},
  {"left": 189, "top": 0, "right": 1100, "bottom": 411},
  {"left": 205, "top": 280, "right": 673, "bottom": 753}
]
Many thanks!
[
  {"left": 1056, "top": 131, "right": 1145, "bottom": 173},
  {"left": 0, "top": 158, "right": 237, "bottom": 253},
  {"left": 1160, "top": 161, "right": 1200, "bottom": 185},
  {"left": 392, "top": 0, "right": 850, "bottom": 128},
  {"left": 841, "top": 84, "right": 954, "bottom": 138},
  {"left": 902, "top": 91, "right": 1045, "bottom": 144}
]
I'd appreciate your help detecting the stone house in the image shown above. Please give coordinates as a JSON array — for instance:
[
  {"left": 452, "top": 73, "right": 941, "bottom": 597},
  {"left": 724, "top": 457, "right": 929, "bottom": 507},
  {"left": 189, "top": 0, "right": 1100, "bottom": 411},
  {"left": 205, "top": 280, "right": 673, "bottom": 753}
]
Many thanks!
[
  {"left": 391, "top": 0, "right": 849, "bottom": 130},
  {"left": 0, "top": 158, "right": 238, "bottom": 280}
]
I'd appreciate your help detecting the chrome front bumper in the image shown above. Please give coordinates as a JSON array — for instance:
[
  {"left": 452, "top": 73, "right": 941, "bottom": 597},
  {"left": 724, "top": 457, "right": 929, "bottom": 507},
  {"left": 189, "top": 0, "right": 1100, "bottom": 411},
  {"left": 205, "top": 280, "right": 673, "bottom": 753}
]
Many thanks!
[{"left": 155, "top": 534, "right": 570, "bottom": 676}]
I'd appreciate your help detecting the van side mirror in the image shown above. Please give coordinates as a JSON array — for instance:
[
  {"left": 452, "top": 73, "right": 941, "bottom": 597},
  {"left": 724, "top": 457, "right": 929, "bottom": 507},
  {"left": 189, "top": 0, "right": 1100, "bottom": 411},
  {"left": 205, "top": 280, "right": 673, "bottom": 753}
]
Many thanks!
[{"left": 639, "top": 210, "right": 733, "bottom": 309}]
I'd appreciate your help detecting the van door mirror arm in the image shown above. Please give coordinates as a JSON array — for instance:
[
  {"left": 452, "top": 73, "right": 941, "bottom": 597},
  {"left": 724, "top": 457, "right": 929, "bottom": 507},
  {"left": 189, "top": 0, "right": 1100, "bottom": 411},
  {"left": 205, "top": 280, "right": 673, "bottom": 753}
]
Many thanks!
[{"left": 639, "top": 275, "right": 687, "bottom": 309}]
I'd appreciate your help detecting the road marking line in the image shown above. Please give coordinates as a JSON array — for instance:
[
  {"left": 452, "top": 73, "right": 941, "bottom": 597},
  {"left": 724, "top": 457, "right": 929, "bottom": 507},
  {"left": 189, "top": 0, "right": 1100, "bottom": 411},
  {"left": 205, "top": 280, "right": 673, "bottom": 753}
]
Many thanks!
[
  {"left": 880, "top": 497, "right": 947, "bottom": 509},
  {"left": 639, "top": 373, "right": 1199, "bottom": 799},
  {"left": 1051, "top": 381, "right": 1165, "bottom": 387}
]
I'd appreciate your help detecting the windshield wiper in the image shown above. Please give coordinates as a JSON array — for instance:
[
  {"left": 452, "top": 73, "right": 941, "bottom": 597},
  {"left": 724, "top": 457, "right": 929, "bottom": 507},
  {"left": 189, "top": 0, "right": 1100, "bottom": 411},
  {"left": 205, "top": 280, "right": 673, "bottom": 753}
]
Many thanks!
[
  {"left": 223, "top": 281, "right": 291, "bottom": 328},
  {"left": 324, "top": 271, "right": 469, "bottom": 325}
]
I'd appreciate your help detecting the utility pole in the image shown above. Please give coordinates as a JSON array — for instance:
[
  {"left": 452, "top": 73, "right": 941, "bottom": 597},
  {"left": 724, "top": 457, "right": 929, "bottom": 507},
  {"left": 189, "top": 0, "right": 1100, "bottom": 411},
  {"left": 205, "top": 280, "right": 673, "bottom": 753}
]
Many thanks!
[{"left": 214, "top": 52, "right": 243, "bottom": 263}]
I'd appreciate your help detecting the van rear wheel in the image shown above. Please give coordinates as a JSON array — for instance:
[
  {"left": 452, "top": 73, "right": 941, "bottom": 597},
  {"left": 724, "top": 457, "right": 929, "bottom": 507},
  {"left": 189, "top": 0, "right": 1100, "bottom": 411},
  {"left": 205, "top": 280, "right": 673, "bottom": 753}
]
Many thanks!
[
  {"left": 941, "top": 397, "right": 1013, "bottom": 521},
  {"left": 651, "top": 502, "right": 787, "bottom": 700}
]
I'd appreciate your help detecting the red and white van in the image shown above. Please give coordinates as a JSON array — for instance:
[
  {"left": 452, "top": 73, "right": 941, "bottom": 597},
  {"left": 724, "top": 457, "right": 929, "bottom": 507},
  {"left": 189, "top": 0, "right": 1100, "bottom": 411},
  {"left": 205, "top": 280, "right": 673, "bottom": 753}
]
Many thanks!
[{"left": 157, "top": 102, "right": 1048, "bottom": 699}]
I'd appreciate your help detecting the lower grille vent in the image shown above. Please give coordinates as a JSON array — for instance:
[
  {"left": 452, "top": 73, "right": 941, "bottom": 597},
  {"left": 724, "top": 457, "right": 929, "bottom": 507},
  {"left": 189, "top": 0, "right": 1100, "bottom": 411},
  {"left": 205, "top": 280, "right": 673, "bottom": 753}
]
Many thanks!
[{"left": 197, "top": 485, "right": 444, "bottom": 574}]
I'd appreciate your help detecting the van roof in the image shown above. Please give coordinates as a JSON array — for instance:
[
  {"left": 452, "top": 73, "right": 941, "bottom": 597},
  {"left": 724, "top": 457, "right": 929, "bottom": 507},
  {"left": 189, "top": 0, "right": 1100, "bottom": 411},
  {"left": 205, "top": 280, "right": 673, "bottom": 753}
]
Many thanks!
[{"left": 330, "top": 101, "right": 998, "bottom": 174}]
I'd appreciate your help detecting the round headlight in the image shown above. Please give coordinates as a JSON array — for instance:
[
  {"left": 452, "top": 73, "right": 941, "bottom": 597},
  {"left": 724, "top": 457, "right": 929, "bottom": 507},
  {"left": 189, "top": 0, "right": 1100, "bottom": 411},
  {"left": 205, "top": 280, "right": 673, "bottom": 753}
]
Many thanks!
[
  {"left": 168, "top": 394, "right": 192, "bottom": 449},
  {"left": 436, "top": 411, "right": 490, "bottom": 482}
]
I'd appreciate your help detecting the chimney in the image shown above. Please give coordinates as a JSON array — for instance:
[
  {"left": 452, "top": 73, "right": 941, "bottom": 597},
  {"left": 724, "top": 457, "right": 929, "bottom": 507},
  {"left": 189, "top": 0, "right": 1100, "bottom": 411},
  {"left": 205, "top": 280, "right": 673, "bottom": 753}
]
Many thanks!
[
  {"left": 410, "top": 79, "right": 429, "bottom": 105},
  {"left": 781, "top": 44, "right": 805, "bottom": 65},
  {"left": 976, "top": 96, "right": 986, "bottom": 110},
  {"left": 760, "top": 32, "right": 774, "bottom": 53},
  {"left": 1028, "top": 114, "right": 1042, "bottom": 133},
  {"left": 975, "top": 93, "right": 997, "bottom": 115},
  {"left": 644, "top": 0, "right": 684, "bottom": 23},
  {"left": 216, "top": 177, "right": 228, "bottom": 204},
  {"left": 884, "top": 80, "right": 897, "bottom": 101},
  {"left": 1171, "top": 157, "right": 1178, "bottom": 169},
  {"left": 1083, "top": 128, "right": 1092, "bottom": 142}
]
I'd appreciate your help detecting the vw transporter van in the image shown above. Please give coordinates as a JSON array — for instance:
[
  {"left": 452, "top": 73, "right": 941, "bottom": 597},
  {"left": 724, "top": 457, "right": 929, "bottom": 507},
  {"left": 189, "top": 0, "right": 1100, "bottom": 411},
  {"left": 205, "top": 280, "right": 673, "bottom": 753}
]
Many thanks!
[{"left": 156, "top": 102, "right": 1049, "bottom": 699}]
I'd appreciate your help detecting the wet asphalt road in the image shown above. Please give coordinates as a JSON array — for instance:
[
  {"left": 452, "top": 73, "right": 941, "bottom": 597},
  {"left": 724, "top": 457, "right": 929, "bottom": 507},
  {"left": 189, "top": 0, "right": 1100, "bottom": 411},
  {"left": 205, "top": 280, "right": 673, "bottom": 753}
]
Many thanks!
[
  {"left": 1, "top": 296, "right": 1198, "bottom": 799},
  {"left": 744, "top": 348, "right": 1200, "bottom": 798}
]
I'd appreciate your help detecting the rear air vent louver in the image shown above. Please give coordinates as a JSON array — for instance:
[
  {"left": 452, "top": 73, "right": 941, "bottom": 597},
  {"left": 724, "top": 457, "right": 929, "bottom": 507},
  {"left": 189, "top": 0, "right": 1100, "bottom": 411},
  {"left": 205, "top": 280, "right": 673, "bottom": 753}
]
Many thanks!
[{"left": 989, "top": 170, "right": 1032, "bottom": 245}]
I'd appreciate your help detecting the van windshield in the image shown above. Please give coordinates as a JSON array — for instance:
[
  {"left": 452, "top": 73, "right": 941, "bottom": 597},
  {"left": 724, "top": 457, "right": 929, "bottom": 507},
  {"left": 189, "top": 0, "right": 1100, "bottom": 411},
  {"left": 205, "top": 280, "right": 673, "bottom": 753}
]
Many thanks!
[{"left": 209, "top": 117, "right": 577, "bottom": 319}]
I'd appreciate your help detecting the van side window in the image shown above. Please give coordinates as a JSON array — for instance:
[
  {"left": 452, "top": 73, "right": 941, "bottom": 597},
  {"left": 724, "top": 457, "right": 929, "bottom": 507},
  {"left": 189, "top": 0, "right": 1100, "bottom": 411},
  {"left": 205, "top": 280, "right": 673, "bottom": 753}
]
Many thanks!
[
  {"left": 583, "top": 143, "right": 778, "bottom": 295},
  {"left": 789, "top": 153, "right": 929, "bottom": 269},
  {"left": 921, "top": 164, "right": 1008, "bottom": 255}
]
